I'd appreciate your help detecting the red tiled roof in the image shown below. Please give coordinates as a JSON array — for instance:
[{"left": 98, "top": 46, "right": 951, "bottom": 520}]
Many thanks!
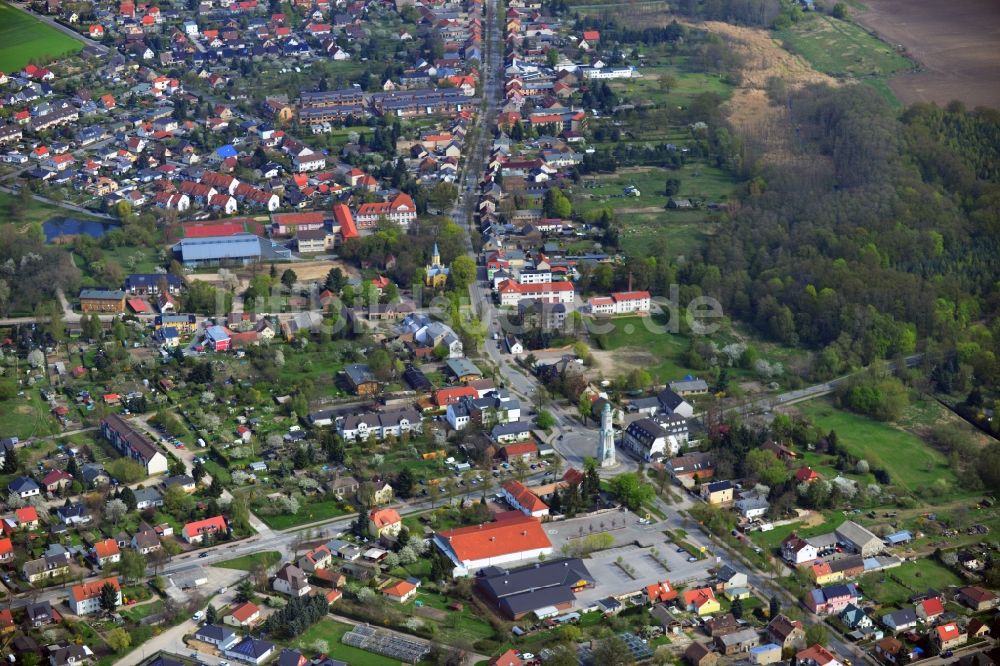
[
  {"left": 646, "top": 580, "right": 677, "bottom": 602},
  {"left": 94, "top": 538, "right": 120, "bottom": 559},
  {"left": 0, "top": 538, "right": 13, "bottom": 556},
  {"left": 433, "top": 386, "right": 478, "bottom": 406},
  {"left": 490, "top": 649, "right": 523, "bottom": 666},
  {"left": 499, "top": 441, "right": 538, "bottom": 457},
  {"left": 332, "top": 204, "right": 358, "bottom": 239},
  {"left": 797, "top": 644, "right": 837, "bottom": 666},
  {"left": 369, "top": 508, "right": 401, "bottom": 529},
  {"left": 795, "top": 467, "right": 820, "bottom": 482},
  {"left": 612, "top": 291, "right": 650, "bottom": 301},
  {"left": 231, "top": 601, "right": 259, "bottom": 622},
  {"left": 182, "top": 515, "right": 227, "bottom": 539},
  {"left": 15, "top": 507, "right": 38, "bottom": 523},
  {"left": 919, "top": 597, "right": 944, "bottom": 617},
  {"left": 273, "top": 211, "right": 325, "bottom": 226},
  {"left": 682, "top": 587, "right": 716, "bottom": 608},
  {"left": 71, "top": 577, "right": 120, "bottom": 602},
  {"left": 502, "top": 480, "right": 548, "bottom": 513},
  {"left": 182, "top": 221, "right": 246, "bottom": 237},
  {"left": 937, "top": 624, "right": 962, "bottom": 642},
  {"left": 437, "top": 513, "right": 550, "bottom": 562},
  {"left": 383, "top": 580, "right": 416, "bottom": 597}
]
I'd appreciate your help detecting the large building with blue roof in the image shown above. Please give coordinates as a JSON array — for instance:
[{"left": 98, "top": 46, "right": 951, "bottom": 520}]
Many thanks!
[{"left": 173, "top": 233, "right": 262, "bottom": 268}]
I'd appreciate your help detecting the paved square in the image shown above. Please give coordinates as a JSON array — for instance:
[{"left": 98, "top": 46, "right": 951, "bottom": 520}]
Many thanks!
[{"left": 543, "top": 511, "right": 717, "bottom": 603}]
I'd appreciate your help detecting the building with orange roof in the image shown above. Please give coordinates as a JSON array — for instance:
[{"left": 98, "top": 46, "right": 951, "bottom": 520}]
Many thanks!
[
  {"left": 810, "top": 561, "right": 842, "bottom": 585},
  {"left": 496, "top": 441, "right": 538, "bottom": 462},
  {"left": 0, "top": 537, "right": 13, "bottom": 562},
  {"left": 271, "top": 211, "right": 325, "bottom": 236},
  {"left": 497, "top": 279, "right": 574, "bottom": 307},
  {"left": 15, "top": 506, "right": 39, "bottom": 529},
  {"left": 69, "top": 577, "right": 121, "bottom": 615},
  {"left": 935, "top": 623, "right": 967, "bottom": 651},
  {"left": 332, "top": 203, "right": 358, "bottom": 240},
  {"left": 181, "top": 515, "right": 227, "bottom": 544},
  {"left": 490, "top": 649, "right": 523, "bottom": 666},
  {"left": 683, "top": 587, "right": 720, "bottom": 615},
  {"left": 382, "top": 580, "right": 417, "bottom": 603},
  {"left": 368, "top": 508, "right": 403, "bottom": 540},
  {"left": 796, "top": 644, "right": 842, "bottom": 666},
  {"left": 355, "top": 192, "right": 417, "bottom": 228},
  {"left": 225, "top": 601, "right": 261, "bottom": 628},
  {"left": 432, "top": 385, "right": 478, "bottom": 408},
  {"left": 795, "top": 467, "right": 820, "bottom": 483},
  {"left": 434, "top": 512, "right": 552, "bottom": 577},
  {"left": 915, "top": 596, "right": 944, "bottom": 621},
  {"left": 500, "top": 480, "right": 549, "bottom": 518},
  {"left": 92, "top": 538, "right": 121, "bottom": 567},
  {"left": 646, "top": 580, "right": 678, "bottom": 604}
]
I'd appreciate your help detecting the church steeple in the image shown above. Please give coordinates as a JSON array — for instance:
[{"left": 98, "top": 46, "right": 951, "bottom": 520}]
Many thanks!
[{"left": 431, "top": 243, "right": 441, "bottom": 267}]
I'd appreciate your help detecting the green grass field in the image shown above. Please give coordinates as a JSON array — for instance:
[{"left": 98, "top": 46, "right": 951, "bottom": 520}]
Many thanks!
[
  {"left": 215, "top": 551, "right": 281, "bottom": 571},
  {"left": 0, "top": 381, "right": 59, "bottom": 439},
  {"left": 859, "top": 559, "right": 962, "bottom": 608},
  {"left": 777, "top": 14, "right": 912, "bottom": 79},
  {"left": 796, "top": 399, "right": 961, "bottom": 496},
  {"left": 255, "top": 498, "right": 350, "bottom": 530},
  {"left": 607, "top": 63, "right": 733, "bottom": 108},
  {"left": 295, "top": 620, "right": 401, "bottom": 666},
  {"left": 0, "top": 3, "right": 82, "bottom": 71}
]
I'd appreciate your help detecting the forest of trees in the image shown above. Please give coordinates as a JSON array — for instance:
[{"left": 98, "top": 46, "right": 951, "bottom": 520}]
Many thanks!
[
  {"left": 672, "top": 85, "right": 1000, "bottom": 396},
  {"left": 0, "top": 226, "right": 80, "bottom": 316}
]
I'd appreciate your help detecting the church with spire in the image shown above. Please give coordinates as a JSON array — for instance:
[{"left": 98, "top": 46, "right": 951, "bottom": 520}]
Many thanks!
[{"left": 424, "top": 243, "right": 450, "bottom": 288}]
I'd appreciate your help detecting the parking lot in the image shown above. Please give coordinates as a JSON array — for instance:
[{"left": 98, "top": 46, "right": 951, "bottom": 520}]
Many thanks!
[{"left": 544, "top": 511, "right": 718, "bottom": 604}]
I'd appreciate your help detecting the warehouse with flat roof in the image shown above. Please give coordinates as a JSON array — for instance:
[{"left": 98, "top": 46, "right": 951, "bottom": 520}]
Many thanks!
[{"left": 173, "top": 234, "right": 261, "bottom": 267}]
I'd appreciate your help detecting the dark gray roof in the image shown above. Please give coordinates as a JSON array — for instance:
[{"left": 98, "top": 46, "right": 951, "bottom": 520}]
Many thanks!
[
  {"left": 477, "top": 558, "right": 593, "bottom": 616},
  {"left": 344, "top": 363, "right": 375, "bottom": 386},
  {"left": 656, "top": 388, "right": 687, "bottom": 411},
  {"left": 195, "top": 624, "right": 235, "bottom": 642},
  {"left": 8, "top": 476, "right": 39, "bottom": 493},
  {"left": 227, "top": 637, "right": 275, "bottom": 658}
]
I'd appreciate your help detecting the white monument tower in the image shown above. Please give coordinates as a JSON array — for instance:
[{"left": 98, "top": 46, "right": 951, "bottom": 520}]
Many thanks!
[{"left": 597, "top": 401, "right": 616, "bottom": 468}]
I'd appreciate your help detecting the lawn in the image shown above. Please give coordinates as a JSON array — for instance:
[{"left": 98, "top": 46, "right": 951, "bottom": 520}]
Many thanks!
[
  {"left": 795, "top": 399, "right": 961, "bottom": 496},
  {"left": 607, "top": 62, "right": 733, "bottom": 108},
  {"left": 295, "top": 619, "right": 401, "bottom": 666},
  {"left": 0, "top": 3, "right": 82, "bottom": 71},
  {"left": 215, "top": 551, "right": 282, "bottom": 571},
  {"left": 777, "top": 13, "right": 912, "bottom": 79},
  {"left": 120, "top": 599, "right": 164, "bottom": 622},
  {"left": 857, "top": 559, "right": 964, "bottom": 609},
  {"left": 889, "top": 559, "right": 963, "bottom": 593},
  {"left": 255, "top": 498, "right": 351, "bottom": 530},
  {"left": 0, "top": 382, "right": 60, "bottom": 439},
  {"left": 751, "top": 510, "right": 841, "bottom": 551}
]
